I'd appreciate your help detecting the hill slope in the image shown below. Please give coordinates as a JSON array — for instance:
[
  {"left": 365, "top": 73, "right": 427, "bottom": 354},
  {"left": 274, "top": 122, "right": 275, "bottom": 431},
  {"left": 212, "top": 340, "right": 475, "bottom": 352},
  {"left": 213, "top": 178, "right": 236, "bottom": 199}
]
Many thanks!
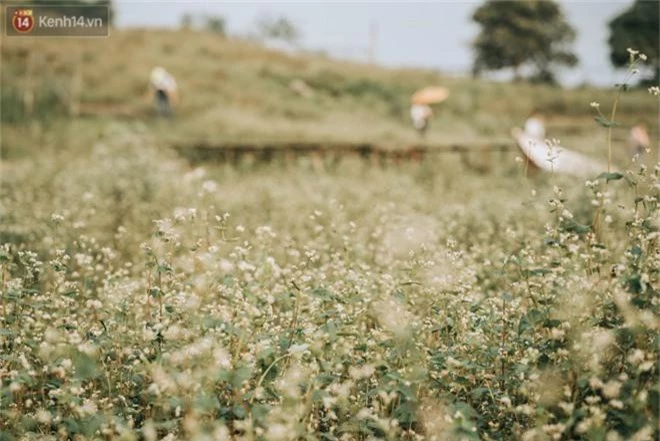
[{"left": 1, "top": 29, "right": 657, "bottom": 152}]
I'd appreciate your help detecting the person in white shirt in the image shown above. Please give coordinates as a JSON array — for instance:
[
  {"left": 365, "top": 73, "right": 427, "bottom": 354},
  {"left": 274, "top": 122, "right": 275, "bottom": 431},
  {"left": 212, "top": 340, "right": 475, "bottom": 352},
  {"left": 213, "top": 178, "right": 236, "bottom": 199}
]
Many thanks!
[
  {"left": 149, "top": 67, "right": 178, "bottom": 117},
  {"left": 523, "top": 109, "right": 545, "bottom": 139},
  {"left": 410, "top": 104, "right": 433, "bottom": 137}
]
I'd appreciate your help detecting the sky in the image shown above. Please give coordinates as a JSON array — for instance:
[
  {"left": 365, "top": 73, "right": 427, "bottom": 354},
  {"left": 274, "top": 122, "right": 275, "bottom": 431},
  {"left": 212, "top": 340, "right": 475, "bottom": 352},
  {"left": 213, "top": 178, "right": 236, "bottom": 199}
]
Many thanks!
[{"left": 114, "top": 1, "right": 635, "bottom": 87}]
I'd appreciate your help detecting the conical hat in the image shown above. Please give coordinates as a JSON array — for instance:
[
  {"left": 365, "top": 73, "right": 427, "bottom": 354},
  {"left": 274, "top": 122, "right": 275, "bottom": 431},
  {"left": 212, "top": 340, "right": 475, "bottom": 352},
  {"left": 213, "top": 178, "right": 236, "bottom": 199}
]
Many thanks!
[{"left": 411, "top": 87, "right": 449, "bottom": 105}]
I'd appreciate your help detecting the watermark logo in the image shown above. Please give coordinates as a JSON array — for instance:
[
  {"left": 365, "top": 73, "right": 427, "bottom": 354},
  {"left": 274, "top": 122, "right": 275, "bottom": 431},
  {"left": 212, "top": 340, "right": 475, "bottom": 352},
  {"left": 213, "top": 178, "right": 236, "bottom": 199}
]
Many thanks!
[
  {"left": 5, "top": 5, "right": 109, "bottom": 37},
  {"left": 11, "top": 8, "right": 35, "bottom": 33}
]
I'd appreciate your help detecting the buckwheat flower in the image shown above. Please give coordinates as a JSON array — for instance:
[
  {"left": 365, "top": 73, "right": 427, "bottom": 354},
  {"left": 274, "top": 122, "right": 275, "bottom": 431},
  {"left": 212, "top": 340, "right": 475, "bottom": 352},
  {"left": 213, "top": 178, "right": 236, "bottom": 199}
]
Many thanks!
[
  {"left": 585, "top": 395, "right": 601, "bottom": 404},
  {"left": 590, "top": 102, "right": 600, "bottom": 109},
  {"left": 213, "top": 426, "right": 231, "bottom": 441},
  {"left": 85, "top": 299, "right": 103, "bottom": 310},
  {"left": 606, "top": 431, "right": 623, "bottom": 441},
  {"left": 78, "top": 341, "right": 97, "bottom": 356},
  {"left": 558, "top": 402, "right": 574, "bottom": 414},
  {"left": 639, "top": 360, "right": 654, "bottom": 372},
  {"left": 219, "top": 259, "right": 234, "bottom": 273},
  {"left": 265, "top": 423, "right": 289, "bottom": 441},
  {"left": 50, "top": 213, "right": 64, "bottom": 223},
  {"left": 627, "top": 349, "right": 645, "bottom": 365},
  {"left": 630, "top": 426, "right": 654, "bottom": 441},
  {"left": 551, "top": 328, "right": 565, "bottom": 339},
  {"left": 609, "top": 399, "right": 624, "bottom": 409},
  {"left": 78, "top": 399, "right": 98, "bottom": 416},
  {"left": 602, "top": 380, "right": 621, "bottom": 398},
  {"left": 575, "top": 421, "right": 591, "bottom": 434},
  {"left": 36, "top": 409, "right": 51, "bottom": 424},
  {"left": 288, "top": 343, "right": 310, "bottom": 355},
  {"left": 142, "top": 421, "right": 157, "bottom": 441},
  {"left": 349, "top": 364, "right": 375, "bottom": 380},
  {"left": 201, "top": 180, "right": 218, "bottom": 193}
]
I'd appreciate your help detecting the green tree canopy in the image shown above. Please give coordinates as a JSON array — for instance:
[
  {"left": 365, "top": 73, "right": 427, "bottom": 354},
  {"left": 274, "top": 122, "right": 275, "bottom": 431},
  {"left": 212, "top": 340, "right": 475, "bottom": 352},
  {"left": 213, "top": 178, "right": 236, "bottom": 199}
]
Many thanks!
[
  {"left": 471, "top": 0, "right": 578, "bottom": 84},
  {"left": 256, "top": 15, "right": 300, "bottom": 45},
  {"left": 608, "top": 0, "right": 659, "bottom": 82}
]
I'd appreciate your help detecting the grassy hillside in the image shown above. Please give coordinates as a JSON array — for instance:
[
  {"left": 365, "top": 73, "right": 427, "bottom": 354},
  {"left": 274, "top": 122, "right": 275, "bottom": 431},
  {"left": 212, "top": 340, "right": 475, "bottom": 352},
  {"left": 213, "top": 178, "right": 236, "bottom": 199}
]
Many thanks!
[{"left": 2, "top": 29, "right": 657, "bottom": 158}]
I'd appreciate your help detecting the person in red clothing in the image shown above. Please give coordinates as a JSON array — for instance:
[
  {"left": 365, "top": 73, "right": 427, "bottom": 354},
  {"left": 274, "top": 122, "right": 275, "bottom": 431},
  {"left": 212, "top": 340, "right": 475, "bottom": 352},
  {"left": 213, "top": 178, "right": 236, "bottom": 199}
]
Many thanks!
[{"left": 629, "top": 121, "right": 650, "bottom": 160}]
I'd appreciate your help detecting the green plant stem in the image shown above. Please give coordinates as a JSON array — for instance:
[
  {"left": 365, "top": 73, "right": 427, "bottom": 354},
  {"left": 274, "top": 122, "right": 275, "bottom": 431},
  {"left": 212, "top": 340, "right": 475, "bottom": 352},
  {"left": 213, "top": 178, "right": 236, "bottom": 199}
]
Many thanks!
[
  {"left": 607, "top": 91, "right": 621, "bottom": 173},
  {"left": 251, "top": 353, "right": 292, "bottom": 404}
]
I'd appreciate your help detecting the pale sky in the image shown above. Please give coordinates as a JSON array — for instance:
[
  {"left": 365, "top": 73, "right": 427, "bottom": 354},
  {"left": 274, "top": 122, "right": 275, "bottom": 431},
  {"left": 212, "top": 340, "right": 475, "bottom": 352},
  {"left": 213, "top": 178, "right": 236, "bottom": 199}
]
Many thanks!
[{"left": 114, "top": 1, "right": 635, "bottom": 87}]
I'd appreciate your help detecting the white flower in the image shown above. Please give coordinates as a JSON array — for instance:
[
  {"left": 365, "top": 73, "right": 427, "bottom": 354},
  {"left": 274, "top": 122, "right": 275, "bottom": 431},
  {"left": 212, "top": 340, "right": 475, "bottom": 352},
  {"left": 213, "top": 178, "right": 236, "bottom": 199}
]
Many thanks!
[
  {"left": 627, "top": 48, "right": 639, "bottom": 55},
  {"left": 648, "top": 86, "right": 660, "bottom": 96},
  {"left": 590, "top": 101, "right": 600, "bottom": 109},
  {"left": 202, "top": 180, "right": 218, "bottom": 193},
  {"left": 288, "top": 343, "right": 309, "bottom": 355},
  {"left": 639, "top": 53, "right": 647, "bottom": 61}
]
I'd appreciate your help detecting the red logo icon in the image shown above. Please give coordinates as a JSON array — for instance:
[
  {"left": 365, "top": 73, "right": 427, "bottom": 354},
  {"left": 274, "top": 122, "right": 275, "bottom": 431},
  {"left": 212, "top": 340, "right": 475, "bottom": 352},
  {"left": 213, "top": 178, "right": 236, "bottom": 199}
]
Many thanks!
[{"left": 12, "top": 9, "right": 35, "bottom": 33}]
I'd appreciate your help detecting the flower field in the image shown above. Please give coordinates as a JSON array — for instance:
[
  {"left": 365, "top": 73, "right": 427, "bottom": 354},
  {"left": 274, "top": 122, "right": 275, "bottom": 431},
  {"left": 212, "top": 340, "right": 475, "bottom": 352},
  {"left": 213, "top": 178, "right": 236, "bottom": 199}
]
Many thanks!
[{"left": 0, "top": 116, "right": 658, "bottom": 440}]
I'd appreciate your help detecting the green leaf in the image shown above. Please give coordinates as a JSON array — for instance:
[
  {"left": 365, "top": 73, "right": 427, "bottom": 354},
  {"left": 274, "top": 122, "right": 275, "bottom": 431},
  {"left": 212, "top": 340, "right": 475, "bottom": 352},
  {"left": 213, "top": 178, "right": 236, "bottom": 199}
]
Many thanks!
[
  {"left": 251, "top": 403, "right": 270, "bottom": 425},
  {"left": 73, "top": 353, "right": 99, "bottom": 380},
  {"left": 630, "top": 246, "right": 642, "bottom": 257},
  {"left": 561, "top": 220, "right": 592, "bottom": 235},
  {"left": 470, "top": 387, "right": 489, "bottom": 400},
  {"left": 451, "top": 401, "right": 479, "bottom": 421},
  {"left": 597, "top": 172, "right": 624, "bottom": 182},
  {"left": 229, "top": 365, "right": 252, "bottom": 389},
  {"left": 0, "top": 431, "right": 16, "bottom": 441},
  {"left": 518, "top": 316, "right": 531, "bottom": 336},
  {"left": 523, "top": 268, "right": 551, "bottom": 277},
  {"left": 311, "top": 287, "right": 334, "bottom": 300},
  {"left": 594, "top": 116, "right": 619, "bottom": 128}
]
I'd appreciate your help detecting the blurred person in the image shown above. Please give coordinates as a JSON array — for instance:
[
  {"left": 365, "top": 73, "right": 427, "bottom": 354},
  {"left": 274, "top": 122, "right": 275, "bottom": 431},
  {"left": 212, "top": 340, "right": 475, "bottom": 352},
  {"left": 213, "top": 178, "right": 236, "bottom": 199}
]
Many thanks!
[
  {"left": 149, "top": 66, "right": 178, "bottom": 117},
  {"left": 410, "top": 103, "right": 433, "bottom": 137},
  {"left": 523, "top": 108, "right": 545, "bottom": 139},
  {"left": 629, "top": 121, "right": 650, "bottom": 160},
  {"left": 512, "top": 109, "right": 606, "bottom": 177}
]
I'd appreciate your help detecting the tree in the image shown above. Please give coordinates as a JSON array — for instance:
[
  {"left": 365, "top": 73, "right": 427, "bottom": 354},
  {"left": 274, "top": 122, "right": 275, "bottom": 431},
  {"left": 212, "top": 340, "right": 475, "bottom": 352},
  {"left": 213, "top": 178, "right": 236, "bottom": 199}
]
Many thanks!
[
  {"left": 608, "top": 0, "right": 659, "bottom": 83},
  {"left": 471, "top": 0, "right": 578, "bottom": 84},
  {"left": 204, "top": 16, "right": 226, "bottom": 36},
  {"left": 180, "top": 13, "right": 193, "bottom": 30},
  {"left": 256, "top": 15, "right": 300, "bottom": 45}
]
